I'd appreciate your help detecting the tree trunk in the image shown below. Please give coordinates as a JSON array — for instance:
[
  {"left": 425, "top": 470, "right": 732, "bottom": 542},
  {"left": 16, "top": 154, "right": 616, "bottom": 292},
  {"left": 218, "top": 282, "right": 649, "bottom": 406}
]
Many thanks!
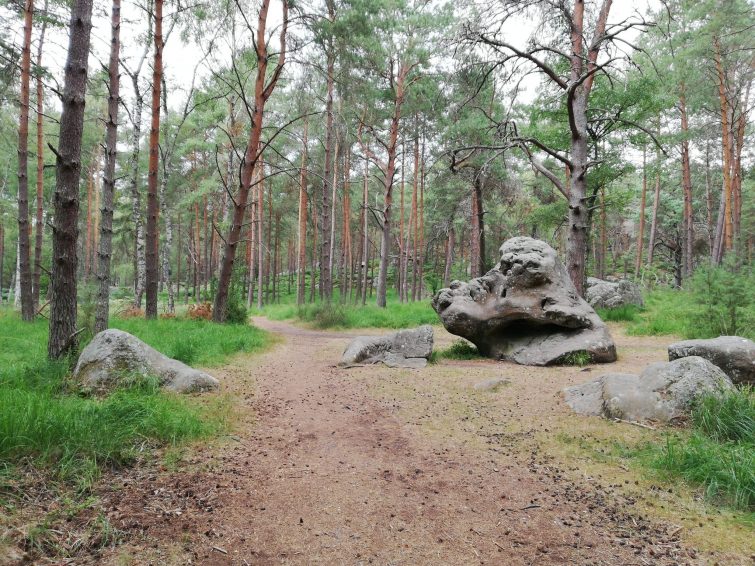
[
  {"left": 256, "top": 166, "right": 264, "bottom": 309},
  {"left": 361, "top": 160, "right": 369, "bottom": 306},
  {"left": 599, "top": 186, "right": 607, "bottom": 279},
  {"left": 443, "top": 226, "right": 454, "bottom": 287},
  {"left": 129, "top": 85, "right": 146, "bottom": 306},
  {"left": 0, "top": 220, "right": 4, "bottom": 303},
  {"left": 144, "top": 0, "right": 163, "bottom": 318},
  {"left": 16, "top": 0, "right": 34, "bottom": 321},
  {"left": 84, "top": 160, "right": 95, "bottom": 279},
  {"left": 48, "top": 0, "right": 94, "bottom": 359},
  {"left": 32, "top": 0, "right": 48, "bottom": 308},
  {"left": 320, "top": 2, "right": 336, "bottom": 302},
  {"left": 705, "top": 142, "right": 714, "bottom": 258},
  {"left": 94, "top": 0, "right": 121, "bottom": 334},
  {"left": 713, "top": 38, "right": 733, "bottom": 257},
  {"left": 213, "top": 0, "right": 287, "bottom": 322},
  {"left": 296, "top": 119, "right": 308, "bottom": 305},
  {"left": 679, "top": 84, "right": 694, "bottom": 278},
  {"left": 634, "top": 146, "right": 647, "bottom": 277}
]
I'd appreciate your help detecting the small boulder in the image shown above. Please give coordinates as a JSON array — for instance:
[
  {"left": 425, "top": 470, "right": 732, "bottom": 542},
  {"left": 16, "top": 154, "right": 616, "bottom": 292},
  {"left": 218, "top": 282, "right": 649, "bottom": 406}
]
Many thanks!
[
  {"left": 340, "top": 325, "right": 433, "bottom": 368},
  {"left": 74, "top": 329, "right": 219, "bottom": 394},
  {"left": 564, "top": 356, "right": 733, "bottom": 423},
  {"left": 668, "top": 336, "right": 755, "bottom": 385},
  {"left": 585, "top": 277, "right": 644, "bottom": 310}
]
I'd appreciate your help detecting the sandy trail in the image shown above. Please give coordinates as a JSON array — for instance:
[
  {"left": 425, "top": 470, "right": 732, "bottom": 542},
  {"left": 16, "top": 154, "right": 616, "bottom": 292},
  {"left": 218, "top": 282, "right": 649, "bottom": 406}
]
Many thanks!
[{"left": 95, "top": 319, "right": 709, "bottom": 565}]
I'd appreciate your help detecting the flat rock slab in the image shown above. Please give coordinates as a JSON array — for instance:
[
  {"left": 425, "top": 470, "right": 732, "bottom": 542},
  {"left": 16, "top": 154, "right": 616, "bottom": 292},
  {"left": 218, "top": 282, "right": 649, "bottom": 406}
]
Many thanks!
[
  {"left": 668, "top": 336, "right": 755, "bottom": 385},
  {"left": 564, "top": 356, "right": 733, "bottom": 423},
  {"left": 432, "top": 237, "right": 616, "bottom": 366},
  {"left": 340, "top": 326, "right": 433, "bottom": 369},
  {"left": 74, "top": 329, "right": 219, "bottom": 394},
  {"left": 473, "top": 377, "right": 511, "bottom": 391}
]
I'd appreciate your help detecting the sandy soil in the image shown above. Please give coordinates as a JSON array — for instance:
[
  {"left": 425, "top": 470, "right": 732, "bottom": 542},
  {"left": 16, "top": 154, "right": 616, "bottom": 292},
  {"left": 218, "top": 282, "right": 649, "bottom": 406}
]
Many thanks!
[{"left": 21, "top": 319, "right": 753, "bottom": 565}]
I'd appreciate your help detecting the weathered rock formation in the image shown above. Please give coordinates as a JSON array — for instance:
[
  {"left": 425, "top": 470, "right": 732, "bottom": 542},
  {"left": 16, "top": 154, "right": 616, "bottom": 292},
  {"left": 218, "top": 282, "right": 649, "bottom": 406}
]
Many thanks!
[
  {"left": 585, "top": 277, "right": 644, "bottom": 310},
  {"left": 340, "top": 325, "right": 433, "bottom": 368},
  {"left": 74, "top": 329, "right": 219, "bottom": 393},
  {"left": 668, "top": 336, "right": 755, "bottom": 385},
  {"left": 432, "top": 237, "right": 617, "bottom": 365},
  {"left": 564, "top": 356, "right": 733, "bottom": 423}
]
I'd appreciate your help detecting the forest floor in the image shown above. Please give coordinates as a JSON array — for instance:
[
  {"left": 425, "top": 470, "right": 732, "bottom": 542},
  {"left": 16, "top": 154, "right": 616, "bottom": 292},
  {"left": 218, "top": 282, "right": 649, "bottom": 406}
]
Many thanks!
[{"left": 25, "top": 319, "right": 754, "bottom": 565}]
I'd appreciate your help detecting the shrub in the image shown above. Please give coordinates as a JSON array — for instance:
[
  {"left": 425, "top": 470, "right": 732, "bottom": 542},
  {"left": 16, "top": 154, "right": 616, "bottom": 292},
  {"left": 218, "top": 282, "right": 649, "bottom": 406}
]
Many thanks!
[
  {"left": 225, "top": 293, "right": 249, "bottom": 325},
  {"left": 187, "top": 303, "right": 213, "bottom": 320},
  {"left": 690, "top": 256, "right": 754, "bottom": 338},
  {"left": 298, "top": 304, "right": 348, "bottom": 329},
  {"left": 118, "top": 306, "right": 144, "bottom": 319}
]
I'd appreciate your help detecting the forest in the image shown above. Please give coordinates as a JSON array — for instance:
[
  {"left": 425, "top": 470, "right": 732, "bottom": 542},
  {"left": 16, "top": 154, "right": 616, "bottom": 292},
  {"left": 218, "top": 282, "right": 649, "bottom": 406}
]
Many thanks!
[{"left": 0, "top": 0, "right": 753, "bottom": 563}]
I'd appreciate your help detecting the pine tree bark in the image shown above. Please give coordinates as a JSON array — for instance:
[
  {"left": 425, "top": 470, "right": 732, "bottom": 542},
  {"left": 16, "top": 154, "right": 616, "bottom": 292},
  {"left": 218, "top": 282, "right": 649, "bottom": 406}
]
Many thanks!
[
  {"left": 94, "top": 0, "right": 121, "bottom": 334},
  {"left": 296, "top": 120, "right": 308, "bottom": 305},
  {"left": 48, "top": 0, "right": 94, "bottom": 359},
  {"left": 32, "top": 0, "right": 48, "bottom": 308},
  {"left": 144, "top": 0, "right": 163, "bottom": 318},
  {"left": 320, "top": 0, "right": 336, "bottom": 302},
  {"left": 713, "top": 38, "right": 733, "bottom": 258},
  {"left": 443, "top": 226, "right": 454, "bottom": 287},
  {"left": 213, "top": 0, "right": 288, "bottom": 321},
  {"left": 16, "top": 0, "right": 34, "bottom": 321},
  {"left": 361, "top": 159, "right": 369, "bottom": 306}
]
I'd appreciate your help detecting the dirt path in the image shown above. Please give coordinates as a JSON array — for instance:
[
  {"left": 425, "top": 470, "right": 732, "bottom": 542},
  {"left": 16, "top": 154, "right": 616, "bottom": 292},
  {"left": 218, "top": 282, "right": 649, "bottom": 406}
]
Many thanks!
[{"left": 94, "top": 320, "right": 728, "bottom": 565}]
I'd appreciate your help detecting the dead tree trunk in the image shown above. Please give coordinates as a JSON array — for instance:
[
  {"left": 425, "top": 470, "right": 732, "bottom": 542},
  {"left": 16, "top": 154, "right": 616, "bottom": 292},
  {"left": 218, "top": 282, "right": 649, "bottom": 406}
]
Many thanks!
[
  {"left": 94, "top": 0, "right": 121, "bottom": 334},
  {"left": 48, "top": 0, "right": 94, "bottom": 359}
]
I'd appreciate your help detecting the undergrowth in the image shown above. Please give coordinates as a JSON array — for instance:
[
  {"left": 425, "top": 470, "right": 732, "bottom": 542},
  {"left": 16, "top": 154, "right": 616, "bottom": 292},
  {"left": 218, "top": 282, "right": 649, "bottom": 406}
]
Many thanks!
[
  {"left": 644, "top": 387, "right": 754, "bottom": 511},
  {"left": 260, "top": 298, "right": 438, "bottom": 329},
  {"left": 432, "top": 339, "right": 481, "bottom": 362},
  {"left": 596, "top": 304, "right": 642, "bottom": 322},
  {"left": 0, "top": 310, "right": 261, "bottom": 492}
]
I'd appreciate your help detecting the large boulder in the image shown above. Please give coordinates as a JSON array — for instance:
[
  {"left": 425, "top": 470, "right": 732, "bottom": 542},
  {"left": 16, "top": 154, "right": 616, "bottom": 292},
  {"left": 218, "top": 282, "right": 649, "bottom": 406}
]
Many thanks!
[
  {"left": 564, "top": 356, "right": 733, "bottom": 423},
  {"left": 431, "top": 237, "right": 616, "bottom": 366},
  {"left": 74, "top": 329, "right": 219, "bottom": 394},
  {"left": 668, "top": 336, "right": 755, "bottom": 386},
  {"left": 340, "top": 325, "right": 433, "bottom": 368},
  {"left": 585, "top": 277, "right": 644, "bottom": 310}
]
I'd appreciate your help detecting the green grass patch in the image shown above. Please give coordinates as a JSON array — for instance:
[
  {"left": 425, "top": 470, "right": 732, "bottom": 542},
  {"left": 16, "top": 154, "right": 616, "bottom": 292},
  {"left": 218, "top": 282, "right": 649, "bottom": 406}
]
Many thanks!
[
  {"left": 643, "top": 388, "right": 755, "bottom": 512},
  {"left": 260, "top": 299, "right": 438, "bottom": 330},
  {"left": 432, "top": 339, "right": 482, "bottom": 362},
  {"left": 111, "top": 317, "right": 271, "bottom": 366},
  {"left": 0, "top": 309, "right": 268, "bottom": 491},
  {"left": 596, "top": 304, "right": 642, "bottom": 322}
]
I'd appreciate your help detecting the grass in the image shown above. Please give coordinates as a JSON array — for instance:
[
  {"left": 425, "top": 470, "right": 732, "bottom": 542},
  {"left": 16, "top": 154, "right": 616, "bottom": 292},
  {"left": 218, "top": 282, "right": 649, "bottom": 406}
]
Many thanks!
[
  {"left": 626, "top": 286, "right": 754, "bottom": 340},
  {"left": 625, "top": 288, "right": 698, "bottom": 337},
  {"left": 111, "top": 317, "right": 271, "bottom": 366},
  {"left": 0, "top": 308, "right": 271, "bottom": 490},
  {"left": 259, "top": 297, "right": 438, "bottom": 329},
  {"left": 596, "top": 304, "right": 642, "bottom": 322},
  {"left": 431, "top": 339, "right": 482, "bottom": 362},
  {"left": 643, "top": 388, "right": 754, "bottom": 512}
]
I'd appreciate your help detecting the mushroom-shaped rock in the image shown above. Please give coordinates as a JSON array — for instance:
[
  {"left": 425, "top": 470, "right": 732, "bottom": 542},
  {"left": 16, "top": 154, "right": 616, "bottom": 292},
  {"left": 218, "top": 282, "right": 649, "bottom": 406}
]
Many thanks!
[
  {"left": 74, "top": 329, "right": 219, "bottom": 393},
  {"left": 432, "top": 237, "right": 616, "bottom": 365},
  {"left": 564, "top": 356, "right": 733, "bottom": 423},
  {"left": 668, "top": 336, "right": 755, "bottom": 385},
  {"left": 340, "top": 325, "right": 433, "bottom": 368},
  {"left": 585, "top": 277, "right": 644, "bottom": 310}
]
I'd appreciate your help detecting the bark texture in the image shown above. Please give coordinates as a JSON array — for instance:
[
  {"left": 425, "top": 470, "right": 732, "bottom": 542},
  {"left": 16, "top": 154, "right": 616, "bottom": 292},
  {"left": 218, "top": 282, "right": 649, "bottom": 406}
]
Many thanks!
[
  {"left": 48, "top": 0, "right": 94, "bottom": 359},
  {"left": 94, "top": 0, "right": 121, "bottom": 335}
]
